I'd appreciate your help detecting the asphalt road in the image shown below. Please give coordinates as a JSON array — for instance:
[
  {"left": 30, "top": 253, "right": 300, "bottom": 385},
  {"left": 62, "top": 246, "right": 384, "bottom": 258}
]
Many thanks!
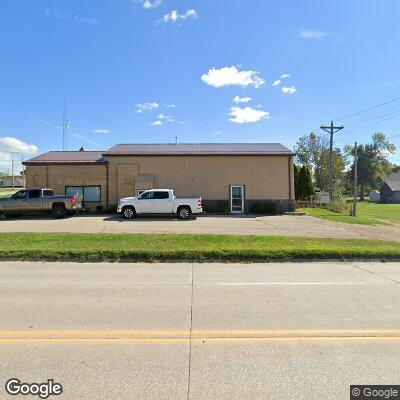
[{"left": 0, "top": 261, "right": 400, "bottom": 399}]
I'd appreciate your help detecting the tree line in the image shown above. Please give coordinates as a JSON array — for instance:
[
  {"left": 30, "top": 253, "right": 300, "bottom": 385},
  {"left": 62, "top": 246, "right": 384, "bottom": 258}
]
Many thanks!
[{"left": 293, "top": 131, "right": 398, "bottom": 201}]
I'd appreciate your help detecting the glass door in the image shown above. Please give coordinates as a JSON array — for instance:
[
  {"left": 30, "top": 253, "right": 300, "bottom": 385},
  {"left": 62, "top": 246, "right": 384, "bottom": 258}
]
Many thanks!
[{"left": 230, "top": 185, "right": 244, "bottom": 213}]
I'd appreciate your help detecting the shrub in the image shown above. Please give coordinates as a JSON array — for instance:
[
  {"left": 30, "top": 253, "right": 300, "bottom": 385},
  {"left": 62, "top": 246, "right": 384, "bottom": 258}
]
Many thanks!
[
  {"left": 250, "top": 202, "right": 263, "bottom": 214},
  {"left": 202, "top": 203, "right": 215, "bottom": 214},
  {"left": 250, "top": 201, "right": 278, "bottom": 215},
  {"left": 215, "top": 200, "right": 229, "bottom": 214},
  {"left": 327, "top": 190, "right": 350, "bottom": 214},
  {"left": 264, "top": 202, "right": 278, "bottom": 215}
]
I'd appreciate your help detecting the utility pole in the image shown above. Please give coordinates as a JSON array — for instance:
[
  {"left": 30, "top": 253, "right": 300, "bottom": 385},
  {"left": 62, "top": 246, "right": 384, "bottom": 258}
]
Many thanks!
[
  {"left": 352, "top": 142, "right": 358, "bottom": 217},
  {"left": 62, "top": 99, "right": 68, "bottom": 150},
  {"left": 11, "top": 159, "right": 15, "bottom": 189},
  {"left": 320, "top": 121, "right": 344, "bottom": 203}
]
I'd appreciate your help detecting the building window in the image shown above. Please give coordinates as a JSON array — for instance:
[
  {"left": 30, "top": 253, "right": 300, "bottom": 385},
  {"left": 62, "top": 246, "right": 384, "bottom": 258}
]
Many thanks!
[{"left": 66, "top": 186, "right": 101, "bottom": 202}]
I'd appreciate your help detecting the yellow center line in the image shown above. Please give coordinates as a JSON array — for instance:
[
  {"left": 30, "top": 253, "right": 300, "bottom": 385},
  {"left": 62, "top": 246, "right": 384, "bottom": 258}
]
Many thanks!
[{"left": 1, "top": 329, "right": 400, "bottom": 344}]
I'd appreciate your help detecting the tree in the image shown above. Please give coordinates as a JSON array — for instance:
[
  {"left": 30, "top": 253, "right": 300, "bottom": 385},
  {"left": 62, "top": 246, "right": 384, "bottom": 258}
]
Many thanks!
[
  {"left": 318, "top": 148, "right": 347, "bottom": 192},
  {"left": 295, "top": 131, "right": 346, "bottom": 191},
  {"left": 297, "top": 165, "right": 315, "bottom": 200},
  {"left": 345, "top": 133, "right": 396, "bottom": 200}
]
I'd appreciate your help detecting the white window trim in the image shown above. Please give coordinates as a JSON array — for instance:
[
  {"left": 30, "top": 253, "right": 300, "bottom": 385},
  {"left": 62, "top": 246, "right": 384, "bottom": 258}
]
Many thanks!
[{"left": 230, "top": 185, "right": 244, "bottom": 213}]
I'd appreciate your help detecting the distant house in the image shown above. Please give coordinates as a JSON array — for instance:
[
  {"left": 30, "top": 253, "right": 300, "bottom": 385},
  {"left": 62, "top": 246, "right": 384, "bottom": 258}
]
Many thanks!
[
  {"left": 380, "top": 172, "right": 400, "bottom": 203},
  {"left": 314, "top": 191, "right": 331, "bottom": 204},
  {"left": 369, "top": 190, "right": 380, "bottom": 202},
  {"left": 0, "top": 175, "right": 26, "bottom": 188}
]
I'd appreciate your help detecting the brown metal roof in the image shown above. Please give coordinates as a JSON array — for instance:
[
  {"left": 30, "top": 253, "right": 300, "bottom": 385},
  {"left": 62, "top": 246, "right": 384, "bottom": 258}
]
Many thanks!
[
  {"left": 104, "top": 143, "right": 293, "bottom": 156},
  {"left": 23, "top": 151, "right": 106, "bottom": 165}
]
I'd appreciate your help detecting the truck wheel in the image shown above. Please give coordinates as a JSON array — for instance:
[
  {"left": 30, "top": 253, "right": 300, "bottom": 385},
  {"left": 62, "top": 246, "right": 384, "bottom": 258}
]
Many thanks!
[
  {"left": 52, "top": 205, "right": 67, "bottom": 219},
  {"left": 178, "top": 206, "right": 191, "bottom": 220},
  {"left": 122, "top": 206, "right": 136, "bottom": 219}
]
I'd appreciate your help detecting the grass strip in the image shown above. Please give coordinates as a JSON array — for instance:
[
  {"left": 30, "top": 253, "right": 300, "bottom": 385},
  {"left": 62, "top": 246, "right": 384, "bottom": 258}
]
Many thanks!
[
  {"left": 298, "top": 207, "right": 379, "bottom": 225},
  {"left": 0, "top": 233, "right": 399, "bottom": 262}
]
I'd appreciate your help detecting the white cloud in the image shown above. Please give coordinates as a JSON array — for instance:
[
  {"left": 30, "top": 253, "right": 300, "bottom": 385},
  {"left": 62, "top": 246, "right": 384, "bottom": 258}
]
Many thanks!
[
  {"left": 213, "top": 130, "right": 223, "bottom": 135},
  {"left": 300, "top": 29, "right": 330, "bottom": 40},
  {"left": 135, "top": 102, "right": 159, "bottom": 113},
  {"left": 93, "top": 129, "right": 109, "bottom": 134},
  {"left": 280, "top": 73, "right": 290, "bottom": 79},
  {"left": 233, "top": 96, "right": 252, "bottom": 104},
  {"left": 151, "top": 120, "right": 163, "bottom": 127},
  {"left": 157, "top": 114, "right": 174, "bottom": 122},
  {"left": 229, "top": 106, "right": 270, "bottom": 124},
  {"left": 281, "top": 86, "right": 297, "bottom": 94},
  {"left": 69, "top": 133, "right": 100, "bottom": 147},
  {"left": 0, "top": 137, "right": 39, "bottom": 155},
  {"left": 272, "top": 79, "right": 281, "bottom": 87},
  {"left": 162, "top": 9, "right": 197, "bottom": 24},
  {"left": 163, "top": 103, "right": 176, "bottom": 109},
  {"left": 143, "top": 0, "right": 162, "bottom": 9},
  {"left": 201, "top": 66, "right": 265, "bottom": 89},
  {"left": 135, "top": 0, "right": 162, "bottom": 9},
  {"left": 0, "top": 137, "right": 39, "bottom": 172}
]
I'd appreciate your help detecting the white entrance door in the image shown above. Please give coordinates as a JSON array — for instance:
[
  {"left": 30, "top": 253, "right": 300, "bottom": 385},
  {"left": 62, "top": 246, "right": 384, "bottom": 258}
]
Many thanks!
[{"left": 230, "top": 185, "right": 244, "bottom": 213}]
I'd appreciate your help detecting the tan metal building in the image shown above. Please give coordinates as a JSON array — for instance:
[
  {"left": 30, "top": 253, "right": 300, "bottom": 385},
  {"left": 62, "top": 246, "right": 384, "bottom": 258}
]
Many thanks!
[{"left": 23, "top": 143, "right": 295, "bottom": 213}]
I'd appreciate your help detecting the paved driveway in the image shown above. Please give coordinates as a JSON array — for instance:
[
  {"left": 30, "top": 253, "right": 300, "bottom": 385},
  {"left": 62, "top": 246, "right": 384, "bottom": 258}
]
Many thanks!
[{"left": 1, "top": 213, "right": 399, "bottom": 240}]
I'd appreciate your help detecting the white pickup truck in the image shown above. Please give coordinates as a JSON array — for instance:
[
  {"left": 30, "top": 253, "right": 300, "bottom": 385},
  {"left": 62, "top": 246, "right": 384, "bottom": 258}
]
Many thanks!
[{"left": 117, "top": 189, "right": 203, "bottom": 220}]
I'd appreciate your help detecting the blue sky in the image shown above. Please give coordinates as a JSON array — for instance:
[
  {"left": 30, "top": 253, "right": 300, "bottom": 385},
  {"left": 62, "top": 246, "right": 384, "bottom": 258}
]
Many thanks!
[{"left": 1, "top": 0, "right": 400, "bottom": 173}]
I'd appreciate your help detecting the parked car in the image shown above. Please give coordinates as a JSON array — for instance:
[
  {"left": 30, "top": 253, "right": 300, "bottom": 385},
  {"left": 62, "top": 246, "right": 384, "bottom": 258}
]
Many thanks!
[
  {"left": 117, "top": 189, "right": 202, "bottom": 220},
  {"left": 0, "top": 188, "right": 82, "bottom": 219}
]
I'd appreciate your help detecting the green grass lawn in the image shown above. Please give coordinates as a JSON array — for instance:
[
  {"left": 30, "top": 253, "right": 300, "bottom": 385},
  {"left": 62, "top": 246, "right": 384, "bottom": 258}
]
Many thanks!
[
  {"left": 298, "top": 207, "right": 379, "bottom": 225},
  {"left": 0, "top": 188, "right": 18, "bottom": 198},
  {"left": 356, "top": 201, "right": 400, "bottom": 222},
  {"left": 0, "top": 233, "right": 399, "bottom": 262},
  {"left": 299, "top": 201, "right": 400, "bottom": 225}
]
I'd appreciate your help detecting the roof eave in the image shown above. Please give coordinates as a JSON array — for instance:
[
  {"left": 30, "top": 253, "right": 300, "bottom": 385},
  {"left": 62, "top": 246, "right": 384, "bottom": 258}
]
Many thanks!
[{"left": 102, "top": 152, "right": 294, "bottom": 157}]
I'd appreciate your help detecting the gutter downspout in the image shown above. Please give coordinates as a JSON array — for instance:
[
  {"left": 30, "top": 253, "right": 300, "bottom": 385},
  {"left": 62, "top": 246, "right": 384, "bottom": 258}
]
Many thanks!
[{"left": 106, "top": 163, "right": 109, "bottom": 210}]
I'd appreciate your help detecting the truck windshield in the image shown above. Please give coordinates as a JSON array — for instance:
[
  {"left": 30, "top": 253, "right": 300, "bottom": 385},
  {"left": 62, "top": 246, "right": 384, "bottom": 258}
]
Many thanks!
[{"left": 11, "top": 190, "right": 27, "bottom": 199}]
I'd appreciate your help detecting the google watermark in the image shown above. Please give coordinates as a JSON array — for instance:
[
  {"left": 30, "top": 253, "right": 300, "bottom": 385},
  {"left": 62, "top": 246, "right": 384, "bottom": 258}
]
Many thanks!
[
  {"left": 5, "top": 378, "right": 63, "bottom": 399},
  {"left": 44, "top": 8, "right": 100, "bottom": 27},
  {"left": 351, "top": 385, "right": 400, "bottom": 400}
]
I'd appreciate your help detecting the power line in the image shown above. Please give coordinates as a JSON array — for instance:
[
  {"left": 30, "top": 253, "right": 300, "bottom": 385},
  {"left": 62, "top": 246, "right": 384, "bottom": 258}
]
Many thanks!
[
  {"left": 345, "top": 109, "right": 400, "bottom": 126},
  {"left": 335, "top": 97, "right": 400, "bottom": 122},
  {"left": 343, "top": 112, "right": 400, "bottom": 135}
]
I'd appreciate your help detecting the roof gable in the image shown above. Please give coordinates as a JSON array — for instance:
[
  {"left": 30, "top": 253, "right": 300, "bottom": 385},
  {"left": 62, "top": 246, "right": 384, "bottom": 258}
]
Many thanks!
[{"left": 383, "top": 172, "right": 400, "bottom": 192}]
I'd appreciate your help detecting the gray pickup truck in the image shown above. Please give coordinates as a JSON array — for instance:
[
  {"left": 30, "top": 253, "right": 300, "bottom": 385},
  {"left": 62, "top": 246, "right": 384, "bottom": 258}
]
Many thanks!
[{"left": 0, "top": 188, "right": 82, "bottom": 219}]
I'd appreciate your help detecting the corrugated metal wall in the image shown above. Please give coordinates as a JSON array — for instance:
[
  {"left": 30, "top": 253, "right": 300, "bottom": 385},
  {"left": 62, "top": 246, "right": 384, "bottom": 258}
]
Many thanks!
[{"left": 107, "top": 155, "right": 293, "bottom": 206}]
